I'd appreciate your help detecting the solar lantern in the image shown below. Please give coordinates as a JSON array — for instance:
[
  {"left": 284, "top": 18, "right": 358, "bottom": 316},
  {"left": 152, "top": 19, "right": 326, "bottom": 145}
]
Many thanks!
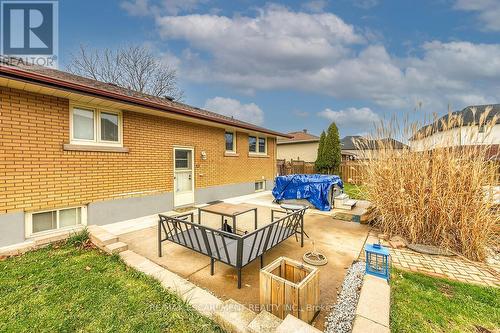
[{"left": 365, "top": 243, "right": 390, "bottom": 281}]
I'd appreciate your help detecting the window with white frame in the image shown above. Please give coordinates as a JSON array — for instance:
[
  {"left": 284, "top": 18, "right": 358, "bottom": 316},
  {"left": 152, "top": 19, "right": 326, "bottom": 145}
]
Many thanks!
[
  {"left": 26, "top": 206, "right": 86, "bottom": 237},
  {"left": 71, "top": 106, "right": 122, "bottom": 145},
  {"left": 249, "top": 135, "right": 266, "bottom": 154},
  {"left": 255, "top": 180, "right": 265, "bottom": 191},
  {"left": 225, "top": 131, "right": 236, "bottom": 152}
]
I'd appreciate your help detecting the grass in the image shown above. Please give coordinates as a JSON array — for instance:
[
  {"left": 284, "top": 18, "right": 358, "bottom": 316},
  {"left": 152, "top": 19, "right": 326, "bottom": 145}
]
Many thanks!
[
  {"left": 0, "top": 241, "right": 222, "bottom": 333},
  {"left": 343, "top": 183, "right": 367, "bottom": 200},
  {"left": 391, "top": 269, "right": 500, "bottom": 333}
]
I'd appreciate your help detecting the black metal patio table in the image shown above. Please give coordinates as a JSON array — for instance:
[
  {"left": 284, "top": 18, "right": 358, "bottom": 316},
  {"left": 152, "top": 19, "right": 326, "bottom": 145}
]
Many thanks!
[{"left": 197, "top": 202, "right": 258, "bottom": 234}]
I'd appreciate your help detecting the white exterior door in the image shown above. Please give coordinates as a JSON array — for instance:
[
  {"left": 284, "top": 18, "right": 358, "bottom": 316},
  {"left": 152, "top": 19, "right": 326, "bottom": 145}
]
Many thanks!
[{"left": 174, "top": 148, "right": 195, "bottom": 207}]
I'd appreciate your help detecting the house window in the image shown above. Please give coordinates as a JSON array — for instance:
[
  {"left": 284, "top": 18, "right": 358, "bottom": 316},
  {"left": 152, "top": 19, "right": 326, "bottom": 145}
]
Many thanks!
[
  {"left": 73, "top": 108, "right": 95, "bottom": 140},
  {"left": 175, "top": 150, "right": 191, "bottom": 169},
  {"left": 249, "top": 135, "right": 266, "bottom": 154},
  {"left": 27, "top": 206, "right": 86, "bottom": 237},
  {"left": 100, "top": 112, "right": 119, "bottom": 142},
  {"left": 255, "top": 181, "right": 265, "bottom": 191},
  {"left": 249, "top": 136, "right": 257, "bottom": 153},
  {"left": 71, "top": 106, "right": 122, "bottom": 146},
  {"left": 225, "top": 131, "right": 236, "bottom": 152},
  {"left": 258, "top": 137, "right": 266, "bottom": 153}
]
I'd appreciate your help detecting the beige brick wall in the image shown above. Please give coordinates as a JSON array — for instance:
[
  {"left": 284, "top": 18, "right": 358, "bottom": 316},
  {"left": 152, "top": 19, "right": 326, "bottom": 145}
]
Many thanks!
[{"left": 0, "top": 87, "right": 276, "bottom": 214}]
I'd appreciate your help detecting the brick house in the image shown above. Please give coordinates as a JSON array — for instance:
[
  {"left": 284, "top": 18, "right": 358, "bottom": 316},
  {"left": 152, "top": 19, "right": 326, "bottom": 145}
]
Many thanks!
[{"left": 0, "top": 60, "right": 289, "bottom": 248}]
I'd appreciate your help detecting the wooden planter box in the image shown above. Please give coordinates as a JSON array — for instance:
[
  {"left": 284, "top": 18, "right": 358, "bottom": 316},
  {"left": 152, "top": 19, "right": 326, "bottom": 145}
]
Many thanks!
[{"left": 259, "top": 257, "right": 320, "bottom": 323}]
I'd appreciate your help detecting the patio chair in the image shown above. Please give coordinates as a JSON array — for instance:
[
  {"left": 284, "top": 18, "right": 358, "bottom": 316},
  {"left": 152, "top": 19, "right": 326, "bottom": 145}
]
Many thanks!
[{"left": 158, "top": 207, "right": 308, "bottom": 288}]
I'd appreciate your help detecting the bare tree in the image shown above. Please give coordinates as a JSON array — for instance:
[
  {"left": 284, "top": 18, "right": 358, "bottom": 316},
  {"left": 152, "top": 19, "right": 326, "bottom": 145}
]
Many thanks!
[{"left": 67, "top": 45, "right": 184, "bottom": 101}]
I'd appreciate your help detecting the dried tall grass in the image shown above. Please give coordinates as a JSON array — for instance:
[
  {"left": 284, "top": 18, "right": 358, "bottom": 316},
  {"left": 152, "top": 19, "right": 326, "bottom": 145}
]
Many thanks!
[{"left": 357, "top": 107, "right": 499, "bottom": 261}]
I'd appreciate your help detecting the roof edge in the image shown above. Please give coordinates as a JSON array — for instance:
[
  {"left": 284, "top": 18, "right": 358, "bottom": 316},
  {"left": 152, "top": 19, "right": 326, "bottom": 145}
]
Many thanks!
[
  {"left": 0, "top": 65, "right": 293, "bottom": 138},
  {"left": 277, "top": 139, "right": 320, "bottom": 144}
]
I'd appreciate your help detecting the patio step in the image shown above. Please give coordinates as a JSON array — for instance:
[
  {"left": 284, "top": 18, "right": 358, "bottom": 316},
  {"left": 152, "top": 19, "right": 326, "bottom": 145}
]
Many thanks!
[
  {"left": 247, "top": 310, "right": 283, "bottom": 333},
  {"left": 87, "top": 225, "right": 119, "bottom": 249},
  {"left": 105, "top": 241, "right": 128, "bottom": 254},
  {"left": 213, "top": 299, "right": 257, "bottom": 333},
  {"left": 275, "top": 314, "right": 322, "bottom": 333},
  {"left": 334, "top": 194, "right": 357, "bottom": 211}
]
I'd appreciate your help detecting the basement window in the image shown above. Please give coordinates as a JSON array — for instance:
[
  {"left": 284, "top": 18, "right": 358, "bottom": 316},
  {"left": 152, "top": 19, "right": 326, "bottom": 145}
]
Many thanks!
[
  {"left": 255, "top": 180, "right": 265, "bottom": 192},
  {"left": 26, "top": 206, "right": 87, "bottom": 237}
]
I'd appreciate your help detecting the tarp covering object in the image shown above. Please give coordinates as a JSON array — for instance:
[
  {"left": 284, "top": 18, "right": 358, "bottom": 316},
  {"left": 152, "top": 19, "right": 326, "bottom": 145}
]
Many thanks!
[{"left": 272, "top": 174, "right": 343, "bottom": 211}]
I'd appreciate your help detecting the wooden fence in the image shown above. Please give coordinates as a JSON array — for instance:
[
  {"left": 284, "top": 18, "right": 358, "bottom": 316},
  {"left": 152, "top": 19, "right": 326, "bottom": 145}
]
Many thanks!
[
  {"left": 277, "top": 159, "right": 365, "bottom": 184},
  {"left": 277, "top": 159, "right": 499, "bottom": 186},
  {"left": 339, "top": 162, "right": 365, "bottom": 185}
]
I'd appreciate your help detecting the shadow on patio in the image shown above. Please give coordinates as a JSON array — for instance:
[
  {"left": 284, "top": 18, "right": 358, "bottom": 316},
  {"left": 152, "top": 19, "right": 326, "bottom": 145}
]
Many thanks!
[{"left": 117, "top": 203, "right": 369, "bottom": 329}]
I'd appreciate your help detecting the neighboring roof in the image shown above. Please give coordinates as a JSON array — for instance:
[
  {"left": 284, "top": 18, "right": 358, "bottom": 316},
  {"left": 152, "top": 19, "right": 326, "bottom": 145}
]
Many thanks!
[
  {"left": 411, "top": 104, "right": 500, "bottom": 140},
  {"left": 0, "top": 57, "right": 290, "bottom": 138},
  {"left": 341, "top": 135, "right": 407, "bottom": 150},
  {"left": 277, "top": 130, "right": 320, "bottom": 144}
]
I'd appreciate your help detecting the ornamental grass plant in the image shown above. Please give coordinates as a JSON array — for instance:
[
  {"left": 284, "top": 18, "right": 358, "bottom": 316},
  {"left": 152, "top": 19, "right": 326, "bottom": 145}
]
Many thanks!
[{"left": 357, "top": 107, "right": 499, "bottom": 261}]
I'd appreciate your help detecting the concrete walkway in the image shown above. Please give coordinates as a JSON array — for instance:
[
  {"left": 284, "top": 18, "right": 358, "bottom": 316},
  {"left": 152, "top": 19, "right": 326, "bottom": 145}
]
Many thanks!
[
  {"left": 363, "top": 230, "right": 500, "bottom": 287},
  {"left": 391, "top": 248, "right": 499, "bottom": 287},
  {"left": 115, "top": 203, "right": 370, "bottom": 330}
]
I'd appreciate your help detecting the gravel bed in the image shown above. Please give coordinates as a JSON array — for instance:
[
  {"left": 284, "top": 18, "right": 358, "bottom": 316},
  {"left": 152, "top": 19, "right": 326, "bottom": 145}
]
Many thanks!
[{"left": 324, "top": 261, "right": 365, "bottom": 333}]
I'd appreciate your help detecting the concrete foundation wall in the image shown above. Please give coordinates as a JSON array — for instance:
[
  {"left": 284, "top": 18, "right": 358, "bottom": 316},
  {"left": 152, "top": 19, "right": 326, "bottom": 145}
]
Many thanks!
[
  {"left": 87, "top": 192, "right": 174, "bottom": 226},
  {"left": 195, "top": 181, "right": 267, "bottom": 204},
  {"left": 0, "top": 212, "right": 25, "bottom": 247}
]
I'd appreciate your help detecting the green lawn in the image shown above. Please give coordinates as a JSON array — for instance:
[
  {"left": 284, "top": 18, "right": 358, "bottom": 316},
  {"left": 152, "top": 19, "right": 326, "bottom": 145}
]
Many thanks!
[
  {"left": 0, "top": 237, "right": 222, "bottom": 333},
  {"left": 391, "top": 269, "right": 500, "bottom": 333},
  {"left": 343, "top": 183, "right": 367, "bottom": 200}
]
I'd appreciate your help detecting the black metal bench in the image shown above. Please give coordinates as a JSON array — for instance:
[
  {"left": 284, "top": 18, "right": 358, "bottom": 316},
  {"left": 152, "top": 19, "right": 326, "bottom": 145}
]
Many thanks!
[{"left": 158, "top": 207, "right": 307, "bottom": 288}]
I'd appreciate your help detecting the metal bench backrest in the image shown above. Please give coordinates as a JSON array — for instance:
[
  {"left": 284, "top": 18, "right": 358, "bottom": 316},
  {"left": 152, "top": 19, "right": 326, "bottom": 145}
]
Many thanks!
[
  {"left": 240, "top": 207, "right": 306, "bottom": 267},
  {"left": 158, "top": 207, "right": 306, "bottom": 268},
  {"left": 158, "top": 214, "right": 240, "bottom": 266}
]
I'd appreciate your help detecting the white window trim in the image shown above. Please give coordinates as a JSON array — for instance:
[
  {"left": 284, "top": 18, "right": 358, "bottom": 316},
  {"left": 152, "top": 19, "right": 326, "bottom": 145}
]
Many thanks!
[
  {"left": 70, "top": 103, "right": 123, "bottom": 147},
  {"left": 225, "top": 130, "right": 237, "bottom": 153},
  {"left": 249, "top": 135, "right": 267, "bottom": 155},
  {"left": 25, "top": 206, "right": 87, "bottom": 238}
]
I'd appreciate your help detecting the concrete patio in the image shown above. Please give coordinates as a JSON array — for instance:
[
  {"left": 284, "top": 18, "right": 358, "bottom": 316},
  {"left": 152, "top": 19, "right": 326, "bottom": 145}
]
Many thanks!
[{"left": 107, "top": 193, "right": 370, "bottom": 330}]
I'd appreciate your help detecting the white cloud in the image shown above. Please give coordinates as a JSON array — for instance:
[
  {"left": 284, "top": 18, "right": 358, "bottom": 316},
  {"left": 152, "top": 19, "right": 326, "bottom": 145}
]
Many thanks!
[
  {"left": 293, "top": 110, "right": 310, "bottom": 117},
  {"left": 120, "top": 0, "right": 206, "bottom": 16},
  {"left": 318, "top": 107, "right": 380, "bottom": 127},
  {"left": 121, "top": 0, "right": 150, "bottom": 16},
  {"left": 162, "top": 0, "right": 206, "bottom": 15},
  {"left": 454, "top": 0, "right": 500, "bottom": 31},
  {"left": 353, "top": 0, "right": 379, "bottom": 9},
  {"left": 204, "top": 97, "right": 264, "bottom": 125},
  {"left": 153, "top": 5, "right": 500, "bottom": 113},
  {"left": 157, "top": 4, "right": 364, "bottom": 77},
  {"left": 301, "top": 0, "right": 328, "bottom": 13}
]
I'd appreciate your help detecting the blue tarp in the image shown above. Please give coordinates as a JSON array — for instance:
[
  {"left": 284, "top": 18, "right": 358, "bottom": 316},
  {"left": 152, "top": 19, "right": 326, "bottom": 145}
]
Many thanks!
[{"left": 272, "top": 174, "right": 343, "bottom": 211}]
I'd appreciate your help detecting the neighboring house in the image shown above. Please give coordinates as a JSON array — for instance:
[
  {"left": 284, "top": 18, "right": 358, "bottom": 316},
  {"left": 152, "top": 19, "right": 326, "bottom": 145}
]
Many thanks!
[
  {"left": 276, "top": 130, "right": 404, "bottom": 162},
  {"left": 0, "top": 59, "right": 289, "bottom": 248},
  {"left": 409, "top": 104, "right": 500, "bottom": 155},
  {"left": 341, "top": 136, "right": 408, "bottom": 160},
  {"left": 277, "top": 130, "right": 320, "bottom": 162}
]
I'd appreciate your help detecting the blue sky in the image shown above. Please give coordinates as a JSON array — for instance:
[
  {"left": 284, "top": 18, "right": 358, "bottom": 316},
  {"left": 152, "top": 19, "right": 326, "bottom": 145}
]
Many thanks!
[{"left": 58, "top": 0, "right": 500, "bottom": 137}]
